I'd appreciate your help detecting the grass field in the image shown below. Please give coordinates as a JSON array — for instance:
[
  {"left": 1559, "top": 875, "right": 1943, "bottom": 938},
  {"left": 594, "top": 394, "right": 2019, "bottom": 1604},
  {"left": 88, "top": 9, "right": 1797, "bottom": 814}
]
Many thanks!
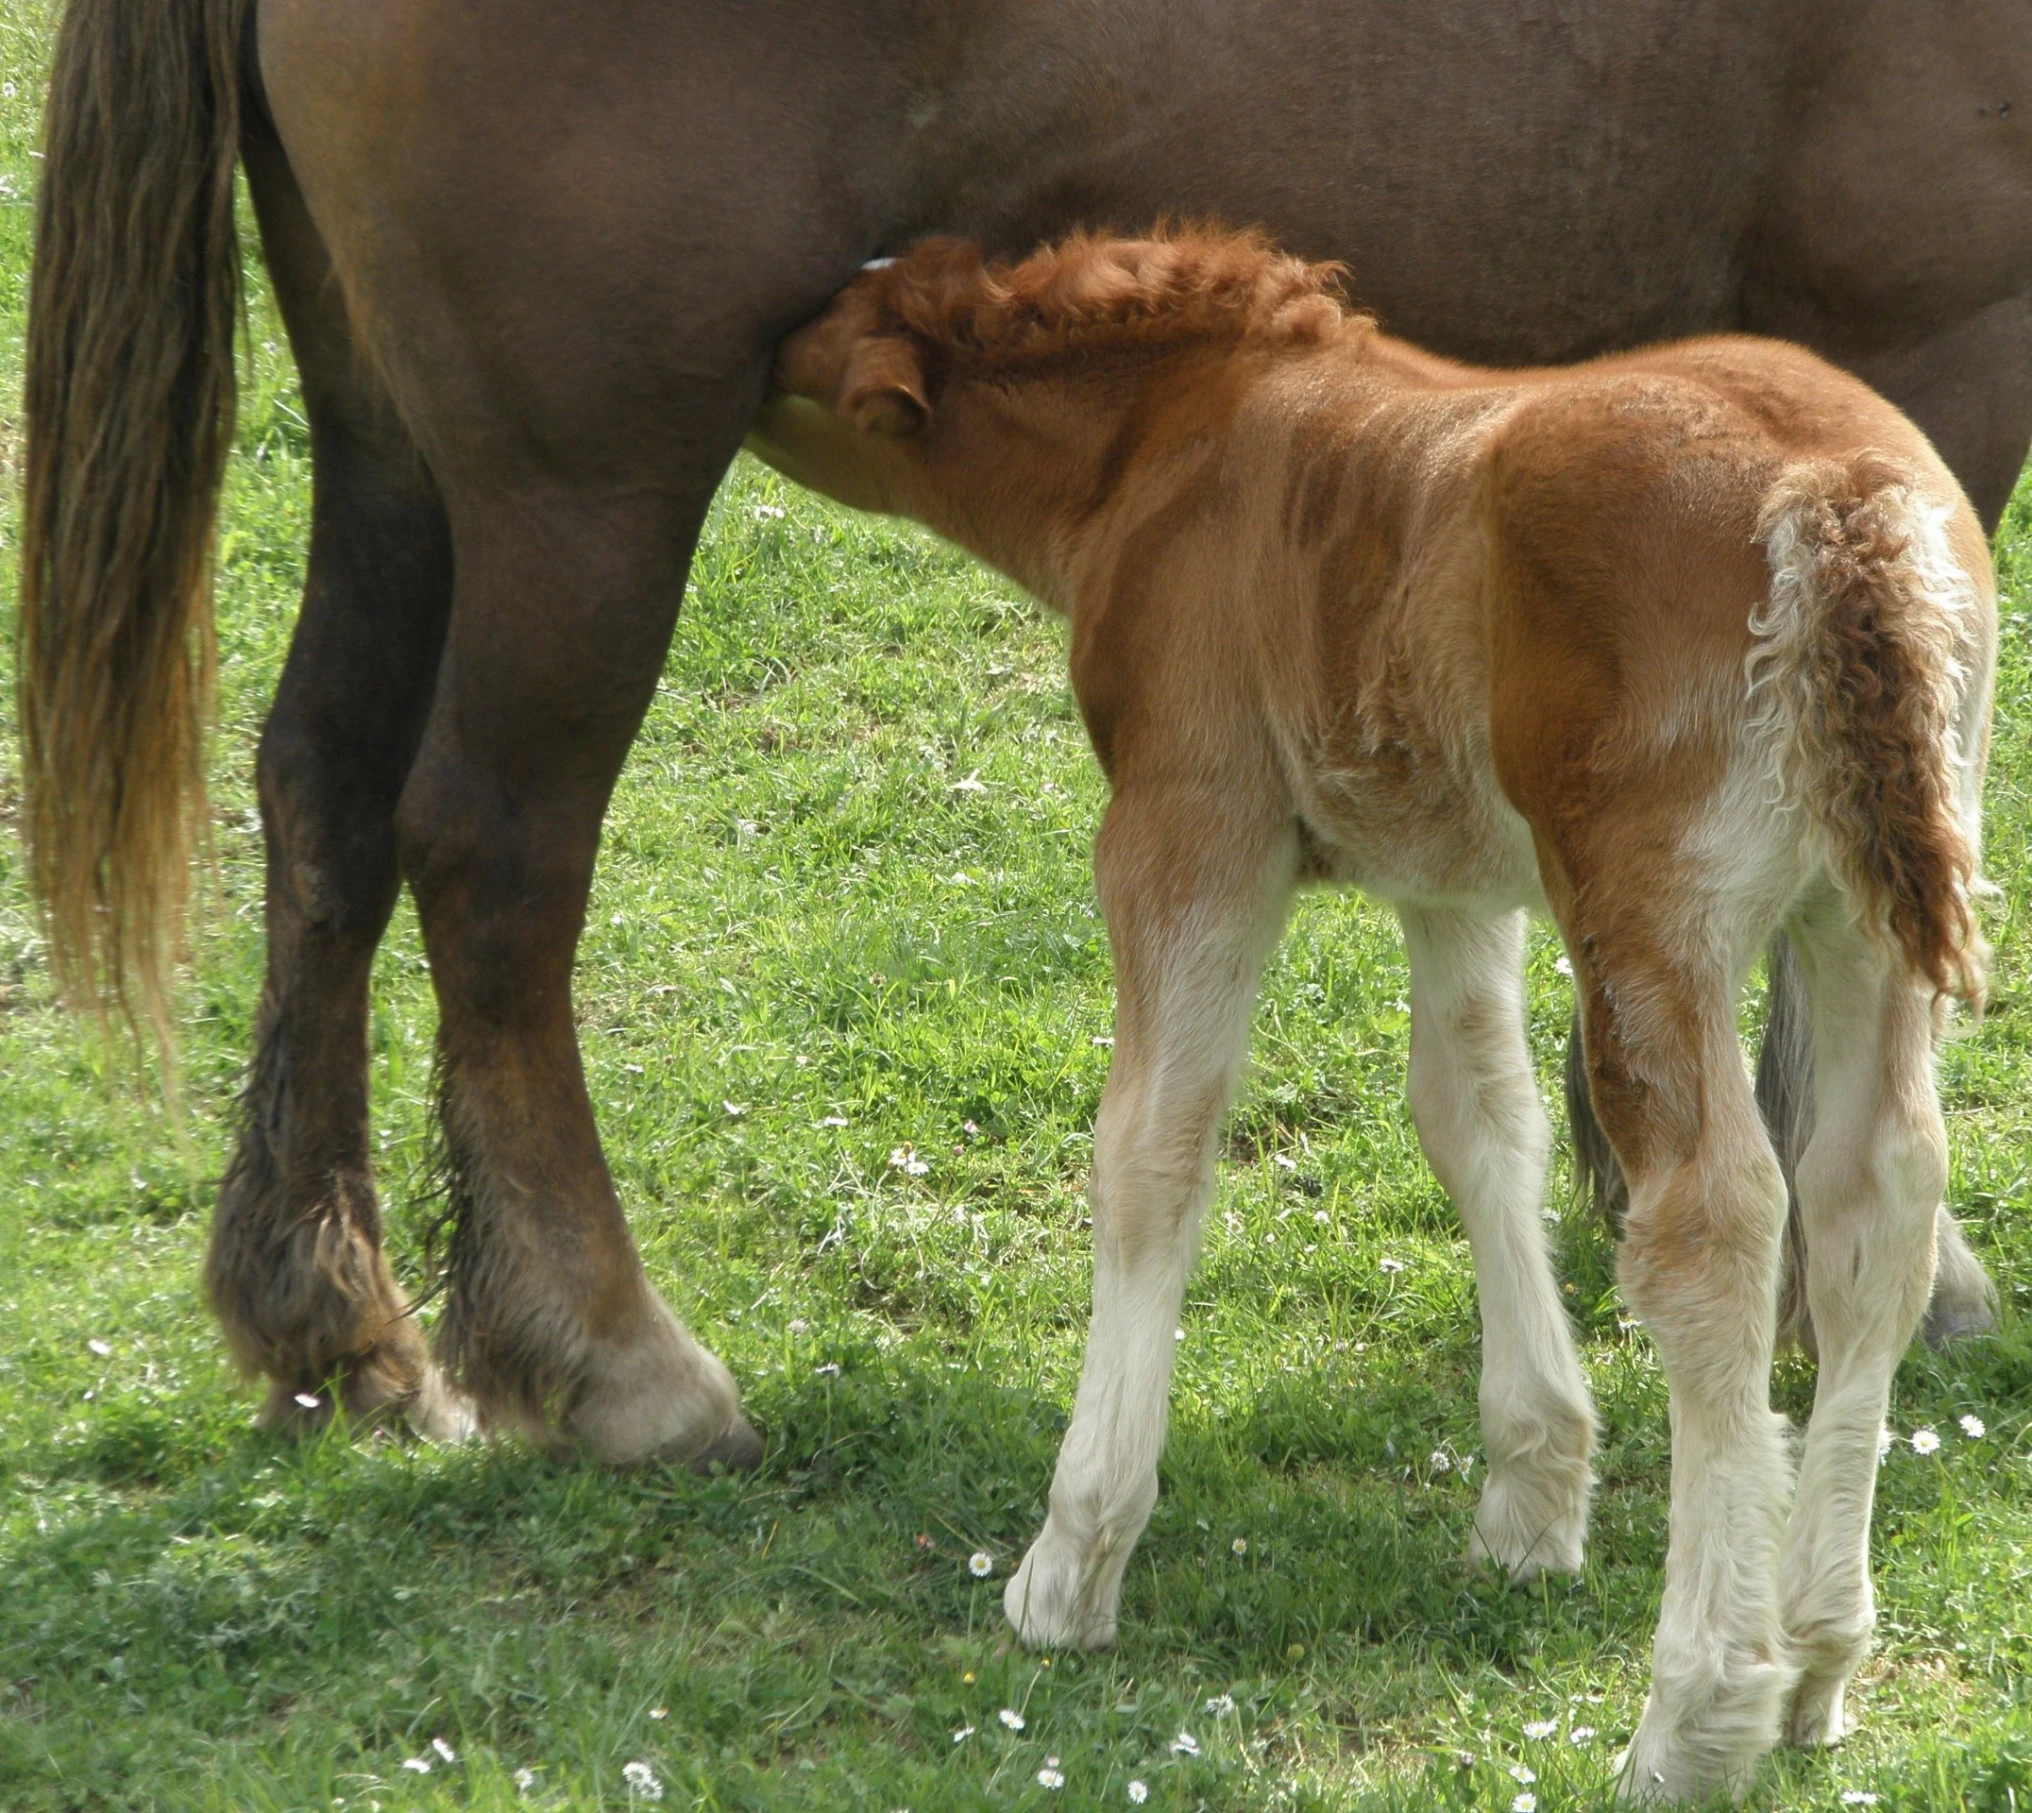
[{"left": 3, "top": 11, "right": 2032, "bottom": 1812}]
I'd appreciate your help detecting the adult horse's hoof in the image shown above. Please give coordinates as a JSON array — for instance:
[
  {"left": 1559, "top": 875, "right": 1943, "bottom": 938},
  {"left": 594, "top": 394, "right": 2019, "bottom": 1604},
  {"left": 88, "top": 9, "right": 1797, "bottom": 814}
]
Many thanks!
[
  {"left": 687, "top": 1412, "right": 765, "bottom": 1474},
  {"left": 403, "top": 1364, "right": 481, "bottom": 1443},
  {"left": 255, "top": 1351, "right": 476, "bottom": 1445}
]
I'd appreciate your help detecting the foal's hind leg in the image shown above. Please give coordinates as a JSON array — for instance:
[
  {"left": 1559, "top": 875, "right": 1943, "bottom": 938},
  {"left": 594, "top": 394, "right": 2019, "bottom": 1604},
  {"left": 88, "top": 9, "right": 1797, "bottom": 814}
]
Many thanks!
[
  {"left": 1400, "top": 906, "right": 1594, "bottom": 1577},
  {"left": 203, "top": 127, "right": 466, "bottom": 1440},
  {"left": 1759, "top": 934, "right": 1994, "bottom": 1351},
  {"left": 1569, "top": 941, "right": 1992, "bottom": 1354},
  {"left": 393, "top": 481, "right": 756, "bottom": 1468},
  {"left": 1557, "top": 871, "right": 1794, "bottom": 1802},
  {"left": 1778, "top": 905, "right": 1947, "bottom": 1747},
  {"left": 1005, "top": 781, "right": 1297, "bottom": 1648}
]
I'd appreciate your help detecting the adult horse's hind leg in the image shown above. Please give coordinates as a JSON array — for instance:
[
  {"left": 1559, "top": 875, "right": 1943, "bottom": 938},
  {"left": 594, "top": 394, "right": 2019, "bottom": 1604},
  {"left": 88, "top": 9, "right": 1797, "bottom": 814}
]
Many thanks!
[
  {"left": 1777, "top": 900, "right": 1947, "bottom": 1748},
  {"left": 1005, "top": 777, "right": 1298, "bottom": 1648},
  {"left": 1400, "top": 906, "right": 1594, "bottom": 1578},
  {"left": 393, "top": 476, "right": 758, "bottom": 1468},
  {"left": 203, "top": 124, "right": 467, "bottom": 1439}
]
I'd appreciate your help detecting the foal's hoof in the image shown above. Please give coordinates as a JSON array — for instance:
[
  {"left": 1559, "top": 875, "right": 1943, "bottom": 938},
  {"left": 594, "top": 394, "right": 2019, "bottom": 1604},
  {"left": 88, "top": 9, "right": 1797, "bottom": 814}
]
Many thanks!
[
  {"left": 1921, "top": 1275, "right": 1998, "bottom": 1348},
  {"left": 1922, "top": 1212, "right": 1998, "bottom": 1348},
  {"left": 1002, "top": 1533, "right": 1122, "bottom": 1651},
  {"left": 686, "top": 1412, "right": 765, "bottom": 1475}
]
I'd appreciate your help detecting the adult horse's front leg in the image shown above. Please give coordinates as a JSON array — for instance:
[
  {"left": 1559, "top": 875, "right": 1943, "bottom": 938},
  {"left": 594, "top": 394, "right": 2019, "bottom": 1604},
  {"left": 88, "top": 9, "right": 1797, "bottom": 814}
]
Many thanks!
[
  {"left": 1006, "top": 779, "right": 1297, "bottom": 1649},
  {"left": 393, "top": 482, "right": 758, "bottom": 1468}
]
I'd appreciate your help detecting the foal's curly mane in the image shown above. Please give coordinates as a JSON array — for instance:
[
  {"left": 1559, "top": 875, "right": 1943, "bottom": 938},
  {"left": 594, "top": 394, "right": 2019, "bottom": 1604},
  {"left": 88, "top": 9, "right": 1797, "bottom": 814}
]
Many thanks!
[{"left": 867, "top": 227, "right": 1356, "bottom": 366}]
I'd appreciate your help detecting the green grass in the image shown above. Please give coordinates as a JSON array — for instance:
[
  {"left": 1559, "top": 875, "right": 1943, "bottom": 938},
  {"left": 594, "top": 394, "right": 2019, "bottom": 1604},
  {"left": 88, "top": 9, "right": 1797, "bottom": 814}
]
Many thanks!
[{"left": 3, "top": 9, "right": 2032, "bottom": 1810}]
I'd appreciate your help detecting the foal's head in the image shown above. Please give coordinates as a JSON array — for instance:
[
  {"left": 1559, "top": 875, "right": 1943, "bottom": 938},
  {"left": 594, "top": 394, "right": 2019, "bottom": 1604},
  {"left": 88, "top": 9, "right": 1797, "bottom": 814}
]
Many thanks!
[{"left": 750, "top": 230, "right": 1352, "bottom": 598}]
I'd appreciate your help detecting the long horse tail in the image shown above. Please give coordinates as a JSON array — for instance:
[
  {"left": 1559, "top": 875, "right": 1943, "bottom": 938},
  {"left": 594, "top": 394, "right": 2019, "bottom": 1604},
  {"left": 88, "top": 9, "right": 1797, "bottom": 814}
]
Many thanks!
[
  {"left": 1753, "top": 451, "right": 1989, "bottom": 1008},
  {"left": 19, "top": 0, "right": 251, "bottom": 1046}
]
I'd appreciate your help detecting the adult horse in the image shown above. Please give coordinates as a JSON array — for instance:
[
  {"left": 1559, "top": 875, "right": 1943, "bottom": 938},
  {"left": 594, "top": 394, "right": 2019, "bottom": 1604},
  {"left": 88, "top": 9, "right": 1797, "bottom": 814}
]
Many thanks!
[{"left": 21, "top": 0, "right": 2026, "bottom": 1516}]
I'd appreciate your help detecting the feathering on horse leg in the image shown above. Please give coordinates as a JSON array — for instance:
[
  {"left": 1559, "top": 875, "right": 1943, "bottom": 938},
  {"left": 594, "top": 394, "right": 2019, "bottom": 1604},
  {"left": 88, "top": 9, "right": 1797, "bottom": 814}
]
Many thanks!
[
  {"left": 1401, "top": 905, "right": 1594, "bottom": 1579},
  {"left": 1006, "top": 790, "right": 1296, "bottom": 1650},
  {"left": 394, "top": 485, "right": 756, "bottom": 1471},
  {"left": 203, "top": 125, "right": 468, "bottom": 1444},
  {"left": 1776, "top": 913, "right": 1949, "bottom": 1747},
  {"left": 209, "top": 439, "right": 464, "bottom": 1440}
]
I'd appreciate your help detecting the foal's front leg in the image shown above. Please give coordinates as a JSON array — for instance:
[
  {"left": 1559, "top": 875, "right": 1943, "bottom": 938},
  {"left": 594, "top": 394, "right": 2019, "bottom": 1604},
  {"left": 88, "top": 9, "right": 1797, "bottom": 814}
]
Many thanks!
[
  {"left": 1400, "top": 906, "right": 1595, "bottom": 1576},
  {"left": 1005, "top": 786, "right": 1297, "bottom": 1648}
]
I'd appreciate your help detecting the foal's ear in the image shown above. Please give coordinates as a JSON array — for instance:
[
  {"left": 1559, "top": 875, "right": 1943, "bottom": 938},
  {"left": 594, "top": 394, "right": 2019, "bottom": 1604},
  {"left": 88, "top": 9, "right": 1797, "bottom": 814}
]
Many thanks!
[{"left": 838, "top": 334, "right": 930, "bottom": 436}]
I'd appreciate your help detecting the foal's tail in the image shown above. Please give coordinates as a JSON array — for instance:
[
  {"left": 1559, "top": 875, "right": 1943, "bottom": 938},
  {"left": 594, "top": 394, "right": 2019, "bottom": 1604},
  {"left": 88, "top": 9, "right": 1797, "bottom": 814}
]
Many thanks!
[
  {"left": 1752, "top": 454, "right": 1990, "bottom": 1006},
  {"left": 19, "top": 0, "right": 252, "bottom": 1045}
]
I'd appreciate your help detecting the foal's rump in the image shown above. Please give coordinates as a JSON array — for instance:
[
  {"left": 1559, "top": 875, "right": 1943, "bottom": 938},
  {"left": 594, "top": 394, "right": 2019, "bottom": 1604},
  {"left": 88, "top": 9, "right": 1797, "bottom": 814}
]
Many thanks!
[{"left": 1479, "top": 359, "right": 1992, "bottom": 1003}]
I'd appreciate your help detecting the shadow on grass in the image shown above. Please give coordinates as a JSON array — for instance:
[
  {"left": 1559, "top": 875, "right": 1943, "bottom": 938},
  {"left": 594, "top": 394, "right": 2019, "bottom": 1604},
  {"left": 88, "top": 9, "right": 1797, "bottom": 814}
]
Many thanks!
[{"left": 10, "top": 1310, "right": 2028, "bottom": 1809}]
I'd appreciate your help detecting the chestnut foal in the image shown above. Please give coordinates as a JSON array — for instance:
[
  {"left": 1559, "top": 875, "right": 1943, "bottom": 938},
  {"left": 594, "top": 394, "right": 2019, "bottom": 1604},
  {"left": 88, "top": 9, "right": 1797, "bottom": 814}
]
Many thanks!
[{"left": 748, "top": 232, "right": 1996, "bottom": 1803}]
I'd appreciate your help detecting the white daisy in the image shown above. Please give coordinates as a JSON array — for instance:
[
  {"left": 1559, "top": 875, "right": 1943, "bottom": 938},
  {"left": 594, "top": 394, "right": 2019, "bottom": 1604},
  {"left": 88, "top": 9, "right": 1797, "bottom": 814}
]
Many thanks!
[{"left": 622, "top": 1760, "right": 664, "bottom": 1801}]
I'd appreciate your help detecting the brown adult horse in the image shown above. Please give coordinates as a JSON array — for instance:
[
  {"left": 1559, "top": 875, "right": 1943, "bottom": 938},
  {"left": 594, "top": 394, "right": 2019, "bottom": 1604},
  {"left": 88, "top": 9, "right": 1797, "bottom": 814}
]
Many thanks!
[{"left": 20, "top": 0, "right": 2027, "bottom": 1498}]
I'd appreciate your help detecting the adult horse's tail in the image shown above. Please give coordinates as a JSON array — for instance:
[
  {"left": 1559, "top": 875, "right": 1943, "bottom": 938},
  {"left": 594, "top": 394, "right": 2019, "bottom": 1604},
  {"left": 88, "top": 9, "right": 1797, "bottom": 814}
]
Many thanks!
[{"left": 19, "top": 0, "right": 251, "bottom": 1045}]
